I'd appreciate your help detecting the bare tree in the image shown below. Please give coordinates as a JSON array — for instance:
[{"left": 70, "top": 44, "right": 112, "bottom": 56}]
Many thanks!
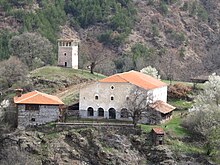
[
  {"left": 0, "top": 56, "right": 28, "bottom": 89},
  {"left": 126, "top": 87, "right": 153, "bottom": 127},
  {"left": 80, "top": 38, "right": 113, "bottom": 74}
]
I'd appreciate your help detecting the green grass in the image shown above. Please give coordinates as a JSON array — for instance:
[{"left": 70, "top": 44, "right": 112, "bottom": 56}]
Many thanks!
[
  {"left": 162, "top": 80, "right": 194, "bottom": 87},
  {"left": 30, "top": 66, "right": 106, "bottom": 81},
  {"left": 102, "top": 146, "right": 114, "bottom": 153},
  {"left": 62, "top": 93, "right": 79, "bottom": 105},
  {"left": 29, "top": 66, "right": 106, "bottom": 96},
  {"left": 140, "top": 111, "right": 189, "bottom": 137},
  {"left": 167, "top": 139, "right": 205, "bottom": 154},
  {"left": 161, "top": 113, "right": 189, "bottom": 137},
  {"left": 168, "top": 99, "right": 193, "bottom": 110},
  {"left": 140, "top": 111, "right": 205, "bottom": 155},
  {"left": 162, "top": 79, "right": 204, "bottom": 89}
]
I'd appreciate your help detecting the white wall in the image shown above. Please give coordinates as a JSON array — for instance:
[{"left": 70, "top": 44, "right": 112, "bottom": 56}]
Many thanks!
[
  {"left": 79, "top": 81, "right": 168, "bottom": 119},
  {"left": 151, "top": 86, "right": 167, "bottom": 103},
  {"left": 71, "top": 44, "right": 78, "bottom": 69},
  {"left": 79, "top": 82, "right": 134, "bottom": 119}
]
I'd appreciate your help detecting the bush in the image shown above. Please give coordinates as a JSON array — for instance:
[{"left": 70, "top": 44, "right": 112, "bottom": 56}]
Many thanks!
[
  {"left": 159, "top": 2, "right": 168, "bottom": 15},
  {"left": 168, "top": 83, "right": 192, "bottom": 100},
  {"left": 182, "top": 74, "right": 220, "bottom": 158}
]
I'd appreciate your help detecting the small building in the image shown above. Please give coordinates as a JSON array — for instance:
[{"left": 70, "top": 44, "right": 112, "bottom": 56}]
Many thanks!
[
  {"left": 57, "top": 38, "right": 79, "bottom": 69},
  {"left": 152, "top": 127, "right": 165, "bottom": 145},
  {"left": 147, "top": 100, "right": 175, "bottom": 124},
  {"left": 79, "top": 70, "right": 175, "bottom": 122},
  {"left": 14, "top": 90, "right": 64, "bottom": 128}
]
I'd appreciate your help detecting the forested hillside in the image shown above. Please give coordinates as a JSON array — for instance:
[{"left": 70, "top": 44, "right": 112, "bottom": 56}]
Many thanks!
[{"left": 0, "top": 0, "right": 219, "bottom": 80}]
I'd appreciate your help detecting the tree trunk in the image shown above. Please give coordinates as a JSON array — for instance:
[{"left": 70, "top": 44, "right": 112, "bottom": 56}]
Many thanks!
[
  {"left": 90, "top": 62, "right": 95, "bottom": 74},
  {"left": 132, "top": 117, "right": 138, "bottom": 128}
]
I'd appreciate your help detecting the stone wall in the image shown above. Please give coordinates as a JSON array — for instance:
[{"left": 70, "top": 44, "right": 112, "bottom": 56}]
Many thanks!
[{"left": 17, "top": 105, "right": 60, "bottom": 128}]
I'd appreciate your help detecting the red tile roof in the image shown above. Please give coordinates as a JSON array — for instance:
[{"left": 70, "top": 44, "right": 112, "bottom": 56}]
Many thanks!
[
  {"left": 152, "top": 127, "right": 164, "bottom": 134},
  {"left": 14, "top": 90, "right": 64, "bottom": 105},
  {"left": 149, "top": 100, "right": 175, "bottom": 114},
  {"left": 99, "top": 70, "right": 166, "bottom": 90}
]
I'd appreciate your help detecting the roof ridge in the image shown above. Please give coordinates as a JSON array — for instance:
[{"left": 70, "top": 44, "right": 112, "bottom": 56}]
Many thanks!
[
  {"left": 38, "top": 92, "right": 61, "bottom": 102},
  {"left": 16, "top": 91, "right": 39, "bottom": 103}
]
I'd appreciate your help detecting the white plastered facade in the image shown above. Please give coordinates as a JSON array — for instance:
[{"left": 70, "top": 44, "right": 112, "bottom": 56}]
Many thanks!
[{"left": 79, "top": 82, "right": 167, "bottom": 120}]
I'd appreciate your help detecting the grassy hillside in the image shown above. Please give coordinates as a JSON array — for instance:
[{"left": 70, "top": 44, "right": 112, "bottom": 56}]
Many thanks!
[
  {"left": 30, "top": 66, "right": 106, "bottom": 105},
  {"left": 30, "top": 66, "right": 105, "bottom": 80}
]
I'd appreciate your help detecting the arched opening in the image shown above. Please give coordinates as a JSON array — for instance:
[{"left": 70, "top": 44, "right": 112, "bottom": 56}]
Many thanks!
[
  {"left": 121, "top": 108, "right": 129, "bottom": 118},
  {"left": 109, "top": 108, "right": 116, "bottom": 119},
  {"left": 98, "top": 108, "right": 104, "bottom": 117},
  {"left": 87, "top": 107, "right": 94, "bottom": 117}
]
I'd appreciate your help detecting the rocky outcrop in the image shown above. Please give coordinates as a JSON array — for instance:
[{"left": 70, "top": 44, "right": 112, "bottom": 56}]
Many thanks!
[{"left": 0, "top": 127, "right": 216, "bottom": 165}]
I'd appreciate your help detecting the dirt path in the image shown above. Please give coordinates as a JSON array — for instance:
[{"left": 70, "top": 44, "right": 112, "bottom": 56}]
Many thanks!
[{"left": 54, "top": 80, "right": 95, "bottom": 104}]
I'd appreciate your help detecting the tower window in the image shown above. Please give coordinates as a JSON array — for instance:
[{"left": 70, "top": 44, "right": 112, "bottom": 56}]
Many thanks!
[
  {"left": 111, "top": 86, "right": 114, "bottom": 89},
  {"left": 66, "top": 42, "right": 68, "bottom": 46},
  {"left": 95, "top": 95, "right": 98, "bottom": 100},
  {"left": 69, "top": 42, "right": 71, "bottom": 46},
  {"left": 111, "top": 96, "right": 114, "bottom": 101},
  {"left": 64, "top": 53, "right": 66, "bottom": 56},
  {"left": 31, "top": 118, "right": 36, "bottom": 122}
]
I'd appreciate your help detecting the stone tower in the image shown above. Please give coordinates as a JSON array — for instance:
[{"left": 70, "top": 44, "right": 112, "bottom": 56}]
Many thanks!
[{"left": 58, "top": 38, "right": 79, "bottom": 69}]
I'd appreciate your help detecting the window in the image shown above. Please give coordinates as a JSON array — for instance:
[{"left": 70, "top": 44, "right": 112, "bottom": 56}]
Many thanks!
[
  {"left": 87, "top": 107, "right": 94, "bottom": 116},
  {"left": 111, "top": 86, "right": 114, "bottom": 89},
  {"left": 111, "top": 96, "right": 114, "bottom": 101},
  {"left": 69, "top": 42, "right": 71, "bottom": 46},
  {"left": 31, "top": 118, "right": 35, "bottom": 122},
  {"left": 98, "top": 108, "right": 104, "bottom": 117},
  {"left": 25, "top": 104, "right": 39, "bottom": 111},
  {"left": 66, "top": 42, "right": 68, "bottom": 46},
  {"left": 95, "top": 95, "right": 98, "bottom": 100},
  {"left": 64, "top": 53, "right": 67, "bottom": 56}
]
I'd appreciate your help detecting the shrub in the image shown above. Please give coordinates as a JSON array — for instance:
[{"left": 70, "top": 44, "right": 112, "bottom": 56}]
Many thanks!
[
  {"left": 179, "top": 47, "right": 186, "bottom": 57},
  {"left": 168, "top": 83, "right": 192, "bottom": 100},
  {"left": 159, "top": 1, "right": 168, "bottom": 15}
]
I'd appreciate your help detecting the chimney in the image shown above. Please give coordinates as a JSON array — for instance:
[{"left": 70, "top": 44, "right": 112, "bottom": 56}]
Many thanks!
[{"left": 15, "top": 89, "right": 23, "bottom": 97}]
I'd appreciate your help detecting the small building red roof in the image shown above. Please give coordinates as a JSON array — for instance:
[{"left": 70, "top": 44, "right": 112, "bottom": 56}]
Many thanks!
[
  {"left": 99, "top": 70, "right": 166, "bottom": 90},
  {"left": 14, "top": 90, "right": 64, "bottom": 105},
  {"left": 149, "top": 100, "right": 175, "bottom": 114},
  {"left": 152, "top": 127, "right": 164, "bottom": 135}
]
